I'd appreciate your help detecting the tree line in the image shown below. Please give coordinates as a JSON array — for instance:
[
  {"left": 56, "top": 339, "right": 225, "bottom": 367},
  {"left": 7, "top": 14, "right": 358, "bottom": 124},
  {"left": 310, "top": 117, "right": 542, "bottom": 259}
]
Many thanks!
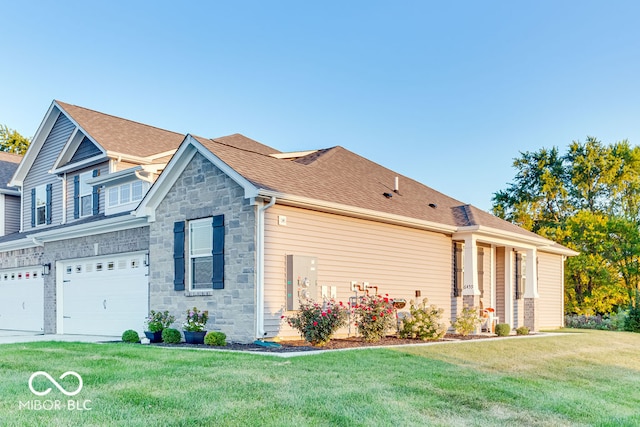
[
  {"left": 0, "top": 125, "right": 30, "bottom": 155},
  {"left": 493, "top": 137, "right": 640, "bottom": 315}
]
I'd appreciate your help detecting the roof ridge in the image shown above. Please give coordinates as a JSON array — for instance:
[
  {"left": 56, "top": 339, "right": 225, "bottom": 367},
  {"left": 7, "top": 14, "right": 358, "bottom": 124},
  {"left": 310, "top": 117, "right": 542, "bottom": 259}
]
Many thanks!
[
  {"left": 55, "top": 100, "right": 184, "bottom": 137},
  {"left": 209, "top": 136, "right": 294, "bottom": 159}
]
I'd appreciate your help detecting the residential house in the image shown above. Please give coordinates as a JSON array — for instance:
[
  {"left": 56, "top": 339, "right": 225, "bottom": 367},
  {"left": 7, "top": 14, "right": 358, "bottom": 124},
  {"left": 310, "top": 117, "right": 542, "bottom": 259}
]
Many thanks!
[
  {"left": 0, "top": 100, "right": 183, "bottom": 334},
  {"left": 0, "top": 101, "right": 575, "bottom": 341}
]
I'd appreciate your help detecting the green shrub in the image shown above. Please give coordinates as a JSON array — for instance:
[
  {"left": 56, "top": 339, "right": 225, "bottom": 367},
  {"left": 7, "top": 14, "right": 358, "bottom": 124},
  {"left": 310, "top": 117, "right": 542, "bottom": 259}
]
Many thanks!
[
  {"left": 399, "top": 298, "right": 447, "bottom": 341},
  {"left": 285, "top": 299, "right": 348, "bottom": 346},
  {"left": 121, "top": 330, "right": 140, "bottom": 343},
  {"left": 624, "top": 306, "right": 640, "bottom": 332},
  {"left": 204, "top": 331, "right": 227, "bottom": 346},
  {"left": 451, "top": 305, "right": 482, "bottom": 336},
  {"left": 162, "top": 328, "right": 182, "bottom": 344},
  {"left": 495, "top": 323, "right": 511, "bottom": 336},
  {"left": 516, "top": 326, "right": 530, "bottom": 335},
  {"left": 353, "top": 294, "right": 396, "bottom": 342}
]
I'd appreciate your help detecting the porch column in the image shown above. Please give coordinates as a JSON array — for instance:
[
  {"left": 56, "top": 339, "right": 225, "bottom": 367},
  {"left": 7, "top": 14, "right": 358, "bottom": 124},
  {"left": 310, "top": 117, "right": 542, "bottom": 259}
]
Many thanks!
[
  {"left": 524, "top": 248, "right": 539, "bottom": 331},
  {"left": 462, "top": 235, "right": 480, "bottom": 308}
]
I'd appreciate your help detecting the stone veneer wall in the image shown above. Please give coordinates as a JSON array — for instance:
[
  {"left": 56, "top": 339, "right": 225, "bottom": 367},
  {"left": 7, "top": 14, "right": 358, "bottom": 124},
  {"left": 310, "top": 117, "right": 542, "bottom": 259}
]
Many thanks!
[
  {"left": 149, "top": 153, "right": 256, "bottom": 343},
  {"left": 524, "top": 298, "right": 538, "bottom": 332},
  {"left": 41, "top": 226, "right": 150, "bottom": 334},
  {"left": 0, "top": 246, "right": 44, "bottom": 270}
]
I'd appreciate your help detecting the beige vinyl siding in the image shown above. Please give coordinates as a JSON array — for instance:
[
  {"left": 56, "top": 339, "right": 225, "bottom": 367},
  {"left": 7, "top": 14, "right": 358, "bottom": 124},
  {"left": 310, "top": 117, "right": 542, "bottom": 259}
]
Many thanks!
[
  {"left": 263, "top": 205, "right": 453, "bottom": 338},
  {"left": 495, "top": 247, "right": 505, "bottom": 323},
  {"left": 537, "top": 251, "right": 564, "bottom": 329}
]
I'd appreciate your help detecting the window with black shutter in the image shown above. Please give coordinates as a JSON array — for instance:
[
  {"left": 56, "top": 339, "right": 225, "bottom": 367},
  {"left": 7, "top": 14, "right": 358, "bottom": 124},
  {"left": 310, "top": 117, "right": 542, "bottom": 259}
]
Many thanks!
[{"left": 453, "top": 242, "right": 463, "bottom": 297}]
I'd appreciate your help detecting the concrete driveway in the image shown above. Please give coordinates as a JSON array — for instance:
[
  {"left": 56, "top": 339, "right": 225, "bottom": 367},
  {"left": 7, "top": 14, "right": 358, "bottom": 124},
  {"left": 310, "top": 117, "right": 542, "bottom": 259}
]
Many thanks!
[{"left": 0, "top": 330, "right": 118, "bottom": 344}]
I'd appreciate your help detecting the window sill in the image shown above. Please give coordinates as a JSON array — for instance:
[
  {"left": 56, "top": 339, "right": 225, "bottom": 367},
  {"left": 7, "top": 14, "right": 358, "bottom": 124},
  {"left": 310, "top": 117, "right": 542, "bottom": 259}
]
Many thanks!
[{"left": 184, "top": 290, "right": 214, "bottom": 297}]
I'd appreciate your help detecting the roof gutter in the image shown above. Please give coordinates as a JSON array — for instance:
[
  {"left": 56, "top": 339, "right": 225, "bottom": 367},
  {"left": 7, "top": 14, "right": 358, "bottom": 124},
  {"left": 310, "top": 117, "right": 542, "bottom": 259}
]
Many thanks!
[
  {"left": 256, "top": 190, "right": 458, "bottom": 235},
  {"left": 256, "top": 196, "right": 276, "bottom": 339}
]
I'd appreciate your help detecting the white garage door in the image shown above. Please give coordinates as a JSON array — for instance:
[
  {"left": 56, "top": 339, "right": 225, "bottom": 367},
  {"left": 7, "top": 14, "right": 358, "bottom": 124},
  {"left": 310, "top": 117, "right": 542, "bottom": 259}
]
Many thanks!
[
  {"left": 59, "top": 252, "right": 148, "bottom": 336},
  {"left": 0, "top": 267, "right": 44, "bottom": 332}
]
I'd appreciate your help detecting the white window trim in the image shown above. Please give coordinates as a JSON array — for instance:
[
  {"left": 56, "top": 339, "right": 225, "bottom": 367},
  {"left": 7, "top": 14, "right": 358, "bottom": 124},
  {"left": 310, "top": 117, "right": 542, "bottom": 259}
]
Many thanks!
[
  {"left": 78, "top": 172, "right": 93, "bottom": 217},
  {"left": 188, "top": 218, "right": 212, "bottom": 291},
  {"left": 35, "top": 185, "right": 47, "bottom": 226},
  {"left": 107, "top": 181, "right": 146, "bottom": 209}
]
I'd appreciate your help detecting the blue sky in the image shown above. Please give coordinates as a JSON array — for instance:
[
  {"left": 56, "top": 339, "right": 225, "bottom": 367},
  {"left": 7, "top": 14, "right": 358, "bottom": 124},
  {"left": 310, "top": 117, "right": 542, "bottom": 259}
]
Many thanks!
[{"left": 2, "top": 1, "right": 640, "bottom": 210}]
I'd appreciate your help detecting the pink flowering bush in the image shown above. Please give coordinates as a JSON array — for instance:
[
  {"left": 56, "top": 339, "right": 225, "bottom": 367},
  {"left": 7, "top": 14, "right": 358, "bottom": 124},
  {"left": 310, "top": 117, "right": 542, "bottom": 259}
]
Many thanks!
[
  {"left": 285, "top": 299, "right": 348, "bottom": 346},
  {"left": 353, "top": 294, "right": 396, "bottom": 342}
]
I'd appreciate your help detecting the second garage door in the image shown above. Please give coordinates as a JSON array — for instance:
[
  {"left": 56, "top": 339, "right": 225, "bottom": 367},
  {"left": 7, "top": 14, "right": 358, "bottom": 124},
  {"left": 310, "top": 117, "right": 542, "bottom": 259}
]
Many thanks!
[{"left": 59, "top": 252, "right": 149, "bottom": 336}]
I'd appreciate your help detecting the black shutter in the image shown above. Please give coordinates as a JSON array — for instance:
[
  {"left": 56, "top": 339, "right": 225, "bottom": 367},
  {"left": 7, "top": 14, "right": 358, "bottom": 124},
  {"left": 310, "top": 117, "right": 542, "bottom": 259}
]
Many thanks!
[
  {"left": 45, "top": 183, "right": 52, "bottom": 224},
  {"left": 453, "top": 242, "right": 463, "bottom": 297},
  {"left": 92, "top": 169, "right": 99, "bottom": 215},
  {"left": 73, "top": 175, "right": 80, "bottom": 219},
  {"left": 212, "top": 214, "right": 225, "bottom": 289},
  {"left": 173, "top": 221, "right": 185, "bottom": 291},
  {"left": 30, "top": 188, "right": 36, "bottom": 227},
  {"left": 515, "top": 253, "right": 523, "bottom": 300}
]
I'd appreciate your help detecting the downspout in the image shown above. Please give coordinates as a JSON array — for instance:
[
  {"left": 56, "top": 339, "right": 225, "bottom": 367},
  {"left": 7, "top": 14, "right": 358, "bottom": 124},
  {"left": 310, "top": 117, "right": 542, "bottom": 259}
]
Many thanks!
[{"left": 256, "top": 196, "right": 276, "bottom": 339}]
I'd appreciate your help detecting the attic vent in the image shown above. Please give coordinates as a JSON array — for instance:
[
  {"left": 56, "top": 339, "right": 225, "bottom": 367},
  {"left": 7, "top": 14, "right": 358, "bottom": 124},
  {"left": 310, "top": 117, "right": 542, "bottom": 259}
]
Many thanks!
[
  {"left": 383, "top": 192, "right": 393, "bottom": 199},
  {"left": 428, "top": 203, "right": 437, "bottom": 208}
]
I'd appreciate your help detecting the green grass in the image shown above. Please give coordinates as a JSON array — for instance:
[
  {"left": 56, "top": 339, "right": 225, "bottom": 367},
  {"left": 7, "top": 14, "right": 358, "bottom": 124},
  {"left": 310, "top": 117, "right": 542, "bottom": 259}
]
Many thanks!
[{"left": 1, "top": 330, "right": 639, "bottom": 426}]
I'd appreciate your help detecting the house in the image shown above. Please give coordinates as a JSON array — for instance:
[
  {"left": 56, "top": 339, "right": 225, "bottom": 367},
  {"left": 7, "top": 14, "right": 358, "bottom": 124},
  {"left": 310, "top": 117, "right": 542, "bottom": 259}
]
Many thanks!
[
  {"left": 0, "top": 101, "right": 576, "bottom": 341},
  {"left": 0, "top": 100, "right": 183, "bottom": 334}
]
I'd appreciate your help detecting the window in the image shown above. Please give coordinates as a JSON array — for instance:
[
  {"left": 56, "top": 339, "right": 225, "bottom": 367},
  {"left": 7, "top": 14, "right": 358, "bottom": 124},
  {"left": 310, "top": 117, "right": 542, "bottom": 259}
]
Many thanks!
[
  {"left": 74, "top": 170, "right": 98, "bottom": 219},
  {"left": 189, "top": 218, "right": 213, "bottom": 290},
  {"left": 173, "top": 215, "right": 225, "bottom": 291},
  {"left": 34, "top": 185, "right": 47, "bottom": 226},
  {"left": 515, "top": 253, "right": 525, "bottom": 299},
  {"left": 78, "top": 172, "right": 93, "bottom": 217},
  {"left": 107, "top": 181, "right": 146, "bottom": 208},
  {"left": 453, "top": 242, "right": 464, "bottom": 297}
]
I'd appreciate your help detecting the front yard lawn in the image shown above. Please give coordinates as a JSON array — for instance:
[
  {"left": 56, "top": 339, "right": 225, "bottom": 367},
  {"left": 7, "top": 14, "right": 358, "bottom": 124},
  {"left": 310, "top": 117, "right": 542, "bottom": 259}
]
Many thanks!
[{"left": 0, "top": 329, "right": 638, "bottom": 426}]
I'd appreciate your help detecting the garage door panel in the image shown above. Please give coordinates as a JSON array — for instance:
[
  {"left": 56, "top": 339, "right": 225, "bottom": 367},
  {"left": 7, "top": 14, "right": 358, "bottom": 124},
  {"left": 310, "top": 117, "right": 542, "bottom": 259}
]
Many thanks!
[
  {"left": 61, "top": 253, "right": 149, "bottom": 336},
  {"left": 0, "top": 268, "right": 44, "bottom": 332}
]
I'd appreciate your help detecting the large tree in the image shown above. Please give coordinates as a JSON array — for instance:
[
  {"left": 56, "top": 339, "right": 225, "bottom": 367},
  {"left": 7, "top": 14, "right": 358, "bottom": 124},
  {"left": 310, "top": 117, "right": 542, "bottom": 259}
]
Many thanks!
[
  {"left": 493, "top": 137, "right": 640, "bottom": 314},
  {"left": 0, "top": 125, "right": 30, "bottom": 155}
]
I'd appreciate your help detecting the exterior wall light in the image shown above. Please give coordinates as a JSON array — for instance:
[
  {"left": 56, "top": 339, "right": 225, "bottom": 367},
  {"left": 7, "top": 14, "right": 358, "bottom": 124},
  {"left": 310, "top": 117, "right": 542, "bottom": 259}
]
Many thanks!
[{"left": 42, "top": 263, "right": 51, "bottom": 276}]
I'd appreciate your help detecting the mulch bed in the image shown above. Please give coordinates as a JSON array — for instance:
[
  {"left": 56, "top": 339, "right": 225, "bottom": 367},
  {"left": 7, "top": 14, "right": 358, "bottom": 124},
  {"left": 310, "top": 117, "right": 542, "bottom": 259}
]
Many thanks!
[{"left": 148, "top": 333, "right": 500, "bottom": 353}]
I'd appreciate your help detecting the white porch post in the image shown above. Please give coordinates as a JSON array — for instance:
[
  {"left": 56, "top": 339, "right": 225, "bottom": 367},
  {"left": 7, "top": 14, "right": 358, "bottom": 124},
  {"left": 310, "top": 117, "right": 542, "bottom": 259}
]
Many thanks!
[
  {"left": 462, "top": 235, "right": 480, "bottom": 296},
  {"left": 524, "top": 248, "right": 539, "bottom": 298}
]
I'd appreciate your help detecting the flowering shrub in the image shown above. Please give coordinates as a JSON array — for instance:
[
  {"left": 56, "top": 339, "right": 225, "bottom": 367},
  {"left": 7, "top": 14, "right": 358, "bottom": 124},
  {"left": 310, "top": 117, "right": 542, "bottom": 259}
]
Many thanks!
[
  {"left": 452, "top": 305, "right": 482, "bottom": 336},
  {"left": 145, "top": 310, "right": 176, "bottom": 333},
  {"left": 183, "top": 307, "right": 209, "bottom": 332},
  {"left": 285, "top": 299, "right": 348, "bottom": 346},
  {"left": 399, "top": 298, "right": 447, "bottom": 341},
  {"left": 353, "top": 294, "right": 396, "bottom": 342}
]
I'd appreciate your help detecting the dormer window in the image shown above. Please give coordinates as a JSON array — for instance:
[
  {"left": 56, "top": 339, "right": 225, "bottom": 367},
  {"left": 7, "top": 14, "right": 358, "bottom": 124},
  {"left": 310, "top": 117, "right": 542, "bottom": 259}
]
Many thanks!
[{"left": 108, "top": 181, "right": 144, "bottom": 208}]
